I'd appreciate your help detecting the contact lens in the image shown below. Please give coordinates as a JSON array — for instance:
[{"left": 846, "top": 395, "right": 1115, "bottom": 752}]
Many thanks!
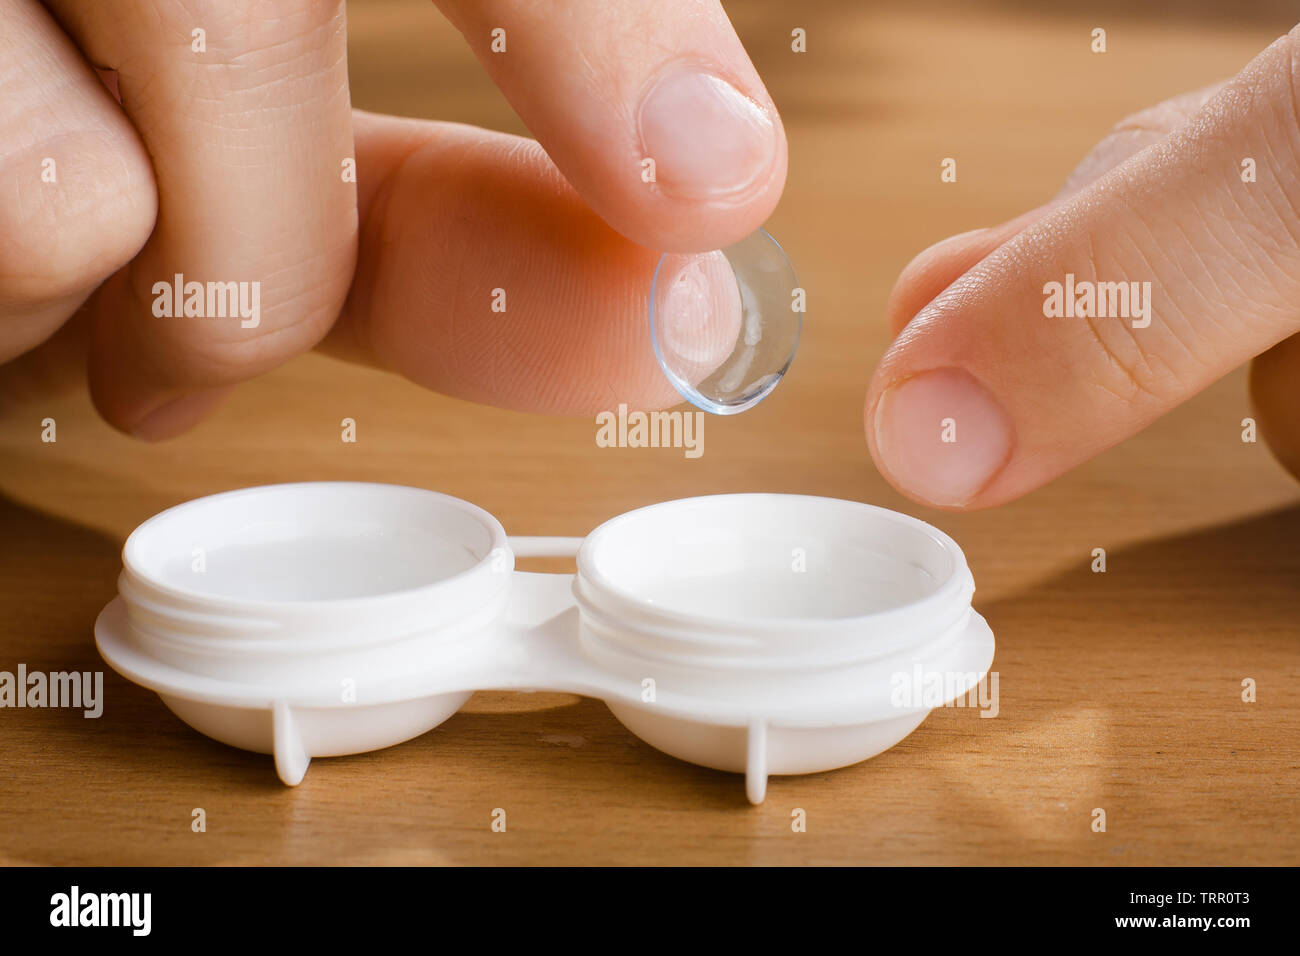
[{"left": 649, "top": 228, "right": 800, "bottom": 415}]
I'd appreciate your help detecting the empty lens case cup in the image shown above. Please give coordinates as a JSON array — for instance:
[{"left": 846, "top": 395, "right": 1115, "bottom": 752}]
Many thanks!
[{"left": 95, "top": 483, "right": 995, "bottom": 804}]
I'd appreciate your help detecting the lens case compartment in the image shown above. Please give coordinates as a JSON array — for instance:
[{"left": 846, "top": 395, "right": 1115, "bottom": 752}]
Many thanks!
[{"left": 95, "top": 482, "right": 994, "bottom": 804}]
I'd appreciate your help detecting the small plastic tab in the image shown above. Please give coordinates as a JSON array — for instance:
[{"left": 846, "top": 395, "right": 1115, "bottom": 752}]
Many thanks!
[
  {"left": 745, "top": 719, "right": 768, "bottom": 805},
  {"left": 272, "top": 701, "right": 310, "bottom": 786}
]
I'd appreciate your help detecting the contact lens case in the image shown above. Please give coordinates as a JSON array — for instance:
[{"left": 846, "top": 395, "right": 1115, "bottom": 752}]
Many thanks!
[{"left": 94, "top": 483, "right": 994, "bottom": 804}]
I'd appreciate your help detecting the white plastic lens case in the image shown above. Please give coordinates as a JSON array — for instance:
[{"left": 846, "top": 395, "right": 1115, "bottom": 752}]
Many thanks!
[{"left": 94, "top": 482, "right": 995, "bottom": 804}]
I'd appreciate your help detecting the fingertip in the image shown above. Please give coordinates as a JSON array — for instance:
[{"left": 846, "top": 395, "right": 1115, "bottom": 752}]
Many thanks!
[
  {"left": 637, "top": 66, "right": 779, "bottom": 195},
  {"left": 623, "top": 66, "right": 788, "bottom": 252},
  {"left": 865, "top": 366, "right": 1015, "bottom": 511},
  {"left": 122, "top": 389, "right": 231, "bottom": 442},
  {"left": 84, "top": 277, "right": 230, "bottom": 439},
  {"left": 592, "top": 110, "right": 786, "bottom": 255},
  {"left": 1249, "top": 335, "right": 1300, "bottom": 483}
]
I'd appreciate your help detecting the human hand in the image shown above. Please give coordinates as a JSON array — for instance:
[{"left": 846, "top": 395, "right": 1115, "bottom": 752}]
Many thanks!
[
  {"left": 866, "top": 25, "right": 1300, "bottom": 509},
  {"left": 0, "top": 0, "right": 786, "bottom": 437}
]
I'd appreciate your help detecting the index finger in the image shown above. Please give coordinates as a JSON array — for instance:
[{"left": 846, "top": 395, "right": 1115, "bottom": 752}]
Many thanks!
[{"left": 434, "top": 0, "right": 787, "bottom": 253}]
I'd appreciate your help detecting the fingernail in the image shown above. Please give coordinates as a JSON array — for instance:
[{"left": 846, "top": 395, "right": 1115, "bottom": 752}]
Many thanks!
[
  {"left": 638, "top": 68, "right": 776, "bottom": 199},
  {"left": 129, "top": 389, "right": 227, "bottom": 441},
  {"left": 872, "top": 368, "right": 1014, "bottom": 507}
]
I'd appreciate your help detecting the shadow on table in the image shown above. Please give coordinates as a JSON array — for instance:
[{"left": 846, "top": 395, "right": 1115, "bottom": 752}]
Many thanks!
[{"left": 875, "top": 499, "right": 1300, "bottom": 863}]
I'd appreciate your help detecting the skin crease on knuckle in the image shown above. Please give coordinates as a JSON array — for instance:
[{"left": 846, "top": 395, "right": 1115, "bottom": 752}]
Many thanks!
[
  {"left": 0, "top": 133, "right": 154, "bottom": 306},
  {"left": 105, "top": 114, "right": 357, "bottom": 361},
  {"left": 0, "top": 126, "right": 155, "bottom": 364},
  {"left": 120, "top": 267, "right": 356, "bottom": 388}
]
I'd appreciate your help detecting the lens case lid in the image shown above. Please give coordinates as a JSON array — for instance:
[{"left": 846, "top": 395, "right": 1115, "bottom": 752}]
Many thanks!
[{"left": 96, "top": 482, "right": 994, "bottom": 804}]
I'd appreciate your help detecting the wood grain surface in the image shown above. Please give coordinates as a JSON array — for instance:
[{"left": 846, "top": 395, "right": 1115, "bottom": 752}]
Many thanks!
[{"left": 1, "top": 0, "right": 1298, "bottom": 865}]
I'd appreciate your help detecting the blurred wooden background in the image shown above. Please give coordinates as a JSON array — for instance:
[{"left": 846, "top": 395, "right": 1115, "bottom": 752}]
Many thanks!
[{"left": 1, "top": 0, "right": 1297, "bottom": 864}]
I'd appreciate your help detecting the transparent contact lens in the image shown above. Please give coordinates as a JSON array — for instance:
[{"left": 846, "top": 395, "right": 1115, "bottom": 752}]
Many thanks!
[{"left": 650, "top": 228, "right": 800, "bottom": 415}]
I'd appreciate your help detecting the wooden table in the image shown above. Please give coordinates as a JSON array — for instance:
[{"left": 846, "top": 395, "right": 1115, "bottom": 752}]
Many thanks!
[{"left": 2, "top": 0, "right": 1297, "bottom": 865}]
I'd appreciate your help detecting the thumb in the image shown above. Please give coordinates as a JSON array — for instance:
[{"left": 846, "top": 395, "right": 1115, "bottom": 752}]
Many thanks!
[{"left": 866, "top": 26, "right": 1300, "bottom": 510}]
